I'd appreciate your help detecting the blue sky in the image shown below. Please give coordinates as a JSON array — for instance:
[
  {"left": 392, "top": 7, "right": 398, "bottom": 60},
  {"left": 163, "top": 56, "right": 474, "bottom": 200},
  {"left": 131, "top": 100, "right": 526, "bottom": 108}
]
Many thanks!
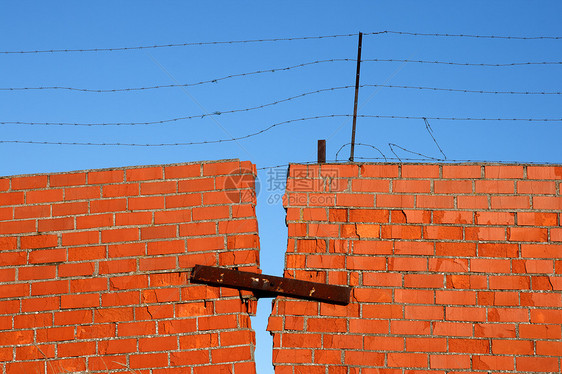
[{"left": 1, "top": 1, "right": 561, "bottom": 372}]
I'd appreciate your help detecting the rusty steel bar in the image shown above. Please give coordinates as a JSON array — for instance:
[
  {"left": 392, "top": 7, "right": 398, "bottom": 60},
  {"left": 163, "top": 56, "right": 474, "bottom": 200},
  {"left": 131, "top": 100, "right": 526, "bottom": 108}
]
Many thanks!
[
  {"left": 190, "top": 265, "right": 351, "bottom": 305},
  {"left": 349, "top": 31, "right": 363, "bottom": 162},
  {"left": 317, "top": 139, "right": 326, "bottom": 163}
]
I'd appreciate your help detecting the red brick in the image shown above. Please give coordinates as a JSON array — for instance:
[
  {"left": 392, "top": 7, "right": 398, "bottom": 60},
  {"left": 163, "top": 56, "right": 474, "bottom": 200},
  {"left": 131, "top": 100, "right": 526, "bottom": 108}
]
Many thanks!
[
  {"left": 90, "top": 198, "right": 127, "bottom": 213},
  {"left": 376, "top": 194, "right": 415, "bottom": 208},
  {"left": 101, "top": 228, "right": 139, "bottom": 243},
  {"left": 390, "top": 320, "right": 430, "bottom": 335},
  {"left": 423, "top": 225, "right": 462, "bottom": 240},
  {"left": 387, "top": 352, "right": 427, "bottom": 368},
  {"left": 20, "top": 234, "right": 57, "bottom": 249},
  {"left": 516, "top": 356, "right": 559, "bottom": 372},
  {"left": 59, "top": 262, "right": 95, "bottom": 277},
  {"left": 518, "top": 212, "right": 558, "bottom": 226},
  {"left": 445, "top": 306, "right": 486, "bottom": 322},
  {"left": 64, "top": 185, "right": 100, "bottom": 200},
  {"left": 351, "top": 179, "right": 389, "bottom": 192},
  {"left": 26, "top": 189, "right": 63, "bottom": 203},
  {"left": 60, "top": 293, "right": 99, "bottom": 309},
  {"left": 432, "top": 322, "right": 472, "bottom": 336},
  {"left": 485, "top": 165, "right": 524, "bottom": 179},
  {"left": 406, "top": 337, "right": 447, "bottom": 352},
  {"left": 517, "top": 180, "right": 557, "bottom": 194},
  {"left": 52, "top": 201, "right": 88, "bottom": 216},
  {"left": 382, "top": 225, "right": 421, "bottom": 239},
  {"left": 164, "top": 164, "right": 201, "bottom": 178},
  {"left": 114, "top": 211, "right": 151, "bottom": 226},
  {"left": 192, "top": 205, "right": 229, "bottom": 220},
  {"left": 537, "top": 341, "right": 562, "bottom": 356},
  {"left": 38, "top": 217, "right": 74, "bottom": 231},
  {"left": 126, "top": 166, "right": 163, "bottom": 181},
  {"left": 58, "top": 341, "right": 96, "bottom": 357},
  {"left": 508, "top": 227, "right": 547, "bottom": 242},
  {"left": 404, "top": 274, "right": 443, "bottom": 288},
  {"left": 0, "top": 219, "right": 35, "bottom": 234},
  {"left": 457, "top": 195, "right": 488, "bottom": 209},
  {"left": 393, "top": 180, "right": 430, "bottom": 193},
  {"left": 29, "top": 248, "right": 66, "bottom": 265},
  {"left": 128, "top": 196, "right": 165, "bottom": 210},
  {"left": 436, "top": 291, "right": 476, "bottom": 305},
  {"left": 187, "top": 236, "right": 224, "bottom": 251},
  {"left": 360, "top": 164, "right": 399, "bottom": 177},
  {"left": 102, "top": 183, "right": 139, "bottom": 197},
  {"left": 434, "top": 180, "right": 472, "bottom": 194},
  {"left": 139, "top": 255, "right": 176, "bottom": 271},
  {"left": 442, "top": 165, "right": 481, "bottom": 178},
  {"left": 19, "top": 265, "right": 56, "bottom": 280},
  {"left": 520, "top": 324, "right": 561, "bottom": 339},
  {"left": 36, "top": 326, "right": 74, "bottom": 342},
  {"left": 449, "top": 338, "right": 489, "bottom": 353},
  {"left": 405, "top": 305, "right": 443, "bottom": 320},
  {"left": 166, "top": 193, "right": 201, "bottom": 208},
  {"left": 527, "top": 165, "right": 562, "bottom": 179},
  {"left": 471, "top": 258, "right": 510, "bottom": 273},
  {"left": 14, "top": 204, "right": 50, "bottom": 219},
  {"left": 402, "top": 165, "right": 439, "bottom": 178},
  {"left": 54, "top": 310, "right": 92, "bottom": 325},
  {"left": 50, "top": 172, "right": 86, "bottom": 187},
  {"left": 76, "top": 213, "right": 112, "bottom": 229},
  {"left": 0, "top": 251, "right": 26, "bottom": 267},
  {"left": 466, "top": 226, "right": 505, "bottom": 241},
  {"left": 88, "top": 169, "right": 124, "bottom": 184},
  {"left": 416, "top": 195, "right": 454, "bottom": 209},
  {"left": 388, "top": 257, "right": 426, "bottom": 271},
  {"left": 430, "top": 354, "right": 470, "bottom": 369},
  {"left": 12, "top": 175, "right": 48, "bottom": 190},
  {"left": 475, "top": 323, "right": 516, "bottom": 337},
  {"left": 139, "top": 336, "right": 177, "bottom": 352},
  {"left": 429, "top": 258, "right": 468, "bottom": 272},
  {"left": 363, "top": 272, "right": 402, "bottom": 287},
  {"left": 393, "top": 241, "right": 433, "bottom": 255},
  {"left": 475, "top": 211, "right": 515, "bottom": 225},
  {"left": 0, "top": 191, "right": 24, "bottom": 206},
  {"left": 140, "top": 225, "right": 176, "bottom": 240},
  {"left": 98, "top": 339, "right": 136, "bottom": 354},
  {"left": 61, "top": 231, "right": 99, "bottom": 247},
  {"left": 0, "top": 206, "right": 12, "bottom": 221}
]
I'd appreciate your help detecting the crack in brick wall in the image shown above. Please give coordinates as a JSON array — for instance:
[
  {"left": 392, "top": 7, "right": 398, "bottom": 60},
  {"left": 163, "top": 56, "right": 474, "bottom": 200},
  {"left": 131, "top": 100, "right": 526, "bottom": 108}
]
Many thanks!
[
  {"left": 267, "top": 163, "right": 562, "bottom": 373},
  {"left": 0, "top": 159, "right": 260, "bottom": 374}
]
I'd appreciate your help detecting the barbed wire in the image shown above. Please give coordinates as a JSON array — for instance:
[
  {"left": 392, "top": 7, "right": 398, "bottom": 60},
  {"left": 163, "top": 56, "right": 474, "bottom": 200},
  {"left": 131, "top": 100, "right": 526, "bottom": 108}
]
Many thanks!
[
  {"left": 0, "top": 33, "right": 358, "bottom": 54},
  {"left": 0, "top": 59, "right": 354, "bottom": 93},
  {"left": 3, "top": 114, "right": 560, "bottom": 127},
  {"left": 1, "top": 114, "right": 562, "bottom": 147},
  {"left": 0, "top": 115, "right": 347, "bottom": 146},
  {"left": 364, "top": 84, "right": 562, "bottom": 96},
  {"left": 335, "top": 143, "right": 388, "bottom": 161},
  {"left": 363, "top": 59, "right": 562, "bottom": 67},
  {"left": 2, "top": 31, "right": 560, "bottom": 54},
  {"left": 368, "top": 31, "right": 562, "bottom": 40},
  {"left": 3, "top": 60, "right": 561, "bottom": 94}
]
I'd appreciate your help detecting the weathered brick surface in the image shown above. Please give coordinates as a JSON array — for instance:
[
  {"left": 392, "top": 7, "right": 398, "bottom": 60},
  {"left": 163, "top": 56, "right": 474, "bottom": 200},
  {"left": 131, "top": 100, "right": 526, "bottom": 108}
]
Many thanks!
[
  {"left": 268, "top": 163, "right": 562, "bottom": 373},
  {"left": 0, "top": 160, "right": 259, "bottom": 373}
]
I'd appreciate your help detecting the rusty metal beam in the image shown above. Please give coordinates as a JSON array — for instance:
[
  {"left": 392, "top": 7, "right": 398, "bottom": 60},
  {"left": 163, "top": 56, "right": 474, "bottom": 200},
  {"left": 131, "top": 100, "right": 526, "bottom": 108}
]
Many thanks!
[{"left": 190, "top": 265, "right": 351, "bottom": 305}]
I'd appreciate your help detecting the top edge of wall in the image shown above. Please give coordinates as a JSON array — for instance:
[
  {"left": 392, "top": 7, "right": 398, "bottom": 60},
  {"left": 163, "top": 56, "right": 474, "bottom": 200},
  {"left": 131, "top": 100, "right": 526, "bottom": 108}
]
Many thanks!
[
  {"left": 0, "top": 158, "right": 245, "bottom": 179},
  {"left": 289, "top": 161, "right": 562, "bottom": 167}
]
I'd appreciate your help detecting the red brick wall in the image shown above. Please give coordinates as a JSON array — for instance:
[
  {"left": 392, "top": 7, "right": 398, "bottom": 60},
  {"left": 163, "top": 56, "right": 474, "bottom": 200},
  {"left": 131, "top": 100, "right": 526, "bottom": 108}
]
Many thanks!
[
  {"left": 268, "top": 163, "right": 562, "bottom": 373},
  {"left": 0, "top": 160, "right": 260, "bottom": 374}
]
